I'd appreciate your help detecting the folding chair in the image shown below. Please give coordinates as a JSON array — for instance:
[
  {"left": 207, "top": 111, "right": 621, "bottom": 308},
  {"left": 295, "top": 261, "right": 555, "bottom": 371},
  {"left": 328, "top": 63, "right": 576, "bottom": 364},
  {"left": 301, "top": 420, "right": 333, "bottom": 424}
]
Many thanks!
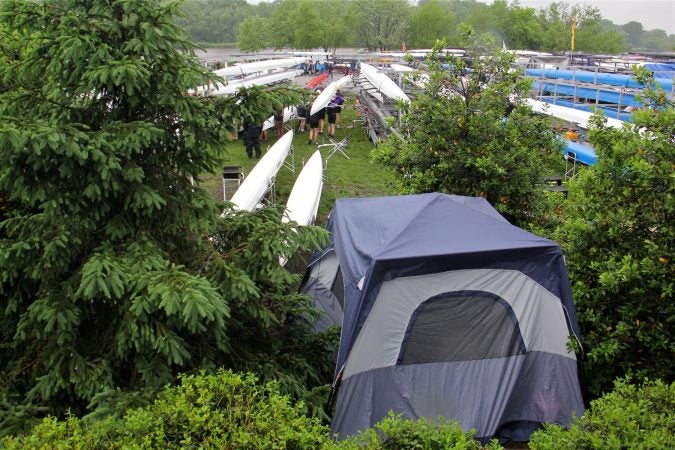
[
  {"left": 222, "top": 166, "right": 244, "bottom": 201},
  {"left": 318, "top": 135, "right": 350, "bottom": 160}
]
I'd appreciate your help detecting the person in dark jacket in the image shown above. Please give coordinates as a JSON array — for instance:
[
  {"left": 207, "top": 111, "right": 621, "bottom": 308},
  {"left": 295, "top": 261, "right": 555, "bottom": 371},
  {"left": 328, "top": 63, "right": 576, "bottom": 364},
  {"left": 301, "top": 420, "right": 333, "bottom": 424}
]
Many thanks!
[
  {"left": 242, "top": 116, "right": 262, "bottom": 159},
  {"left": 327, "top": 99, "right": 338, "bottom": 138},
  {"left": 296, "top": 102, "right": 308, "bottom": 132},
  {"left": 307, "top": 94, "right": 322, "bottom": 145}
]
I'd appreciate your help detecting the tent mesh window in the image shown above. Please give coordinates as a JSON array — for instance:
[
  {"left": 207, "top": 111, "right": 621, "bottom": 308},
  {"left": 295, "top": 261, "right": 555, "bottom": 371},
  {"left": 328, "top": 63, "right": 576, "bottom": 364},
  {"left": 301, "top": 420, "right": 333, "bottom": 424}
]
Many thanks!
[
  {"left": 398, "top": 291, "right": 526, "bottom": 365},
  {"left": 331, "top": 265, "right": 345, "bottom": 309}
]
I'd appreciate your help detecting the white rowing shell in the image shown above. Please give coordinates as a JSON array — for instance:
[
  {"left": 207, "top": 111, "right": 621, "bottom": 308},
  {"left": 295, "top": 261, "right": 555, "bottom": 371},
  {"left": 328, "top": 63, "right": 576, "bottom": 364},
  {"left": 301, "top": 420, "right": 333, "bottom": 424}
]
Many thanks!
[
  {"left": 360, "top": 63, "right": 410, "bottom": 103},
  {"left": 213, "top": 57, "right": 305, "bottom": 78},
  {"left": 310, "top": 81, "right": 338, "bottom": 115},
  {"left": 211, "top": 69, "right": 303, "bottom": 96},
  {"left": 228, "top": 130, "right": 294, "bottom": 212},
  {"left": 279, "top": 150, "right": 324, "bottom": 266},
  {"left": 263, "top": 106, "right": 298, "bottom": 131}
]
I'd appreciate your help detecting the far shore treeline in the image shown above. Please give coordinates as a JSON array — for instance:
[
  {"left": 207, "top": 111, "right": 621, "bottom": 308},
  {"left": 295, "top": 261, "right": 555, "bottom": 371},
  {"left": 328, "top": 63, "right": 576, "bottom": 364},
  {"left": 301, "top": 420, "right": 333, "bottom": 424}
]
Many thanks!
[{"left": 174, "top": 0, "right": 674, "bottom": 53}]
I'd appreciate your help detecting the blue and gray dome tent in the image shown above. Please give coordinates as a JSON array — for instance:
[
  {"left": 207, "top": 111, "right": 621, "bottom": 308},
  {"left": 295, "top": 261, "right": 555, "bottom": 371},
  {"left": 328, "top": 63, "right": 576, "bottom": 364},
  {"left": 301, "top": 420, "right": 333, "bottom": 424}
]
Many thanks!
[{"left": 302, "top": 193, "right": 584, "bottom": 443}]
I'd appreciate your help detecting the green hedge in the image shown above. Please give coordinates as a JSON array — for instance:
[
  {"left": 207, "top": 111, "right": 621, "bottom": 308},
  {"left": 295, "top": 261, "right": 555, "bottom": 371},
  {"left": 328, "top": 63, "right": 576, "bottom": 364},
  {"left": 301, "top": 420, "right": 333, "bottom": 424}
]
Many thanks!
[
  {"left": 1, "top": 370, "right": 497, "bottom": 450},
  {"left": 5, "top": 372, "right": 672, "bottom": 450},
  {"left": 340, "top": 412, "right": 502, "bottom": 450},
  {"left": 1, "top": 370, "right": 331, "bottom": 449},
  {"left": 529, "top": 378, "right": 674, "bottom": 450}
]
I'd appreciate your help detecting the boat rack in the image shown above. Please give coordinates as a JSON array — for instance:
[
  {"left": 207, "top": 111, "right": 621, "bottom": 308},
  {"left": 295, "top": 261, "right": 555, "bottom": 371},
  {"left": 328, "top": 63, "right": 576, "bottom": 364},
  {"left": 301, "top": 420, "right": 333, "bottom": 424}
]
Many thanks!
[
  {"left": 318, "top": 135, "right": 351, "bottom": 160},
  {"left": 355, "top": 83, "right": 407, "bottom": 147}
]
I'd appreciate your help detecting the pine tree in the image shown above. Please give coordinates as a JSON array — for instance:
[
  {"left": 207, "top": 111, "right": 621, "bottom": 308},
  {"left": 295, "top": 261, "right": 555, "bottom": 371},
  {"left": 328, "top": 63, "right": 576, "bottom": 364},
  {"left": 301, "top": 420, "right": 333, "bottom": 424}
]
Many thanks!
[{"left": 0, "top": 0, "right": 328, "bottom": 435}]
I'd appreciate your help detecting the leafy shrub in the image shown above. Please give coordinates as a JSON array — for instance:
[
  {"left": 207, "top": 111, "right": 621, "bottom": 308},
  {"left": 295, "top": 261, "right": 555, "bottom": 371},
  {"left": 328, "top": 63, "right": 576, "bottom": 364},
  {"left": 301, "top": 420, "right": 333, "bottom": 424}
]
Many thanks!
[
  {"left": 556, "top": 71, "right": 674, "bottom": 396},
  {"left": 372, "top": 39, "right": 564, "bottom": 229},
  {"left": 340, "top": 412, "right": 503, "bottom": 450},
  {"left": 2, "top": 371, "right": 507, "bottom": 449},
  {"left": 1, "top": 370, "right": 333, "bottom": 449},
  {"left": 529, "top": 378, "right": 674, "bottom": 449}
]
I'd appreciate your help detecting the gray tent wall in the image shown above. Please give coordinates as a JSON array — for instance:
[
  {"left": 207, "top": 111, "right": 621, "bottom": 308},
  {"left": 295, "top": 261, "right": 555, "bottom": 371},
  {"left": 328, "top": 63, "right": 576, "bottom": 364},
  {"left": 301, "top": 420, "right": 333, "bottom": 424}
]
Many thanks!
[
  {"left": 313, "top": 193, "right": 583, "bottom": 443},
  {"left": 301, "top": 248, "right": 343, "bottom": 332}
]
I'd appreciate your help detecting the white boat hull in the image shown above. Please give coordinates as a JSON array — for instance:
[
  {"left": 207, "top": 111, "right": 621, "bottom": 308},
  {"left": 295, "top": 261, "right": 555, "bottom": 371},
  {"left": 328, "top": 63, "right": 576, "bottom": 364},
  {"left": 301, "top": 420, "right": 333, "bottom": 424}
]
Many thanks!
[
  {"left": 358, "top": 75, "right": 384, "bottom": 102},
  {"left": 336, "top": 75, "right": 352, "bottom": 88},
  {"left": 360, "top": 63, "right": 410, "bottom": 103},
  {"left": 390, "top": 63, "right": 414, "bottom": 73},
  {"left": 211, "top": 69, "right": 303, "bottom": 96},
  {"left": 283, "top": 150, "right": 323, "bottom": 227},
  {"left": 280, "top": 150, "right": 324, "bottom": 266},
  {"left": 214, "top": 57, "right": 305, "bottom": 78},
  {"left": 228, "top": 130, "right": 294, "bottom": 212},
  {"left": 263, "top": 106, "right": 297, "bottom": 131},
  {"left": 525, "top": 98, "right": 623, "bottom": 130},
  {"left": 310, "top": 81, "right": 338, "bottom": 115}
]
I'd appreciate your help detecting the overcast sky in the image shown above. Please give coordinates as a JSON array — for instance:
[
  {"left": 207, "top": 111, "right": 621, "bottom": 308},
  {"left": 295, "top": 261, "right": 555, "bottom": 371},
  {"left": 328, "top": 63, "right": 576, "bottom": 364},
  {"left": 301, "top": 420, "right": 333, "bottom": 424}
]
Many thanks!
[{"left": 477, "top": 1, "right": 675, "bottom": 33}]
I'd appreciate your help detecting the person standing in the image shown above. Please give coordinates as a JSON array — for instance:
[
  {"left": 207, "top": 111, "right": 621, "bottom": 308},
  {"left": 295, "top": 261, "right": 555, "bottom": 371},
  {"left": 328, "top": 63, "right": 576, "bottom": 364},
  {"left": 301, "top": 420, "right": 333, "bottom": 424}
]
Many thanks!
[
  {"left": 315, "top": 89, "right": 327, "bottom": 134},
  {"left": 327, "top": 95, "right": 340, "bottom": 138},
  {"left": 307, "top": 95, "right": 322, "bottom": 145},
  {"left": 296, "top": 101, "right": 308, "bottom": 132},
  {"left": 273, "top": 105, "right": 284, "bottom": 138},
  {"left": 333, "top": 89, "right": 345, "bottom": 128},
  {"left": 242, "top": 116, "right": 262, "bottom": 159}
]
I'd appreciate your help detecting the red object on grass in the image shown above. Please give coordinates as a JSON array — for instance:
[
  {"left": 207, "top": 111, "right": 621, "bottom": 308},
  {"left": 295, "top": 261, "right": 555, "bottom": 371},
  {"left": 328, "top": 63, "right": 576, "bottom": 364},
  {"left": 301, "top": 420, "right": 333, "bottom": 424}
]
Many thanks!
[{"left": 306, "top": 73, "right": 329, "bottom": 90}]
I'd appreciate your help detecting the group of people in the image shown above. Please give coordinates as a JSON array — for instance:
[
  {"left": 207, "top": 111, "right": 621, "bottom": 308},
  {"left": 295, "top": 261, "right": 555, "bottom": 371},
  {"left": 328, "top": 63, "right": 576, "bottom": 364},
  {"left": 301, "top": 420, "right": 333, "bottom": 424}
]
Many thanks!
[
  {"left": 241, "top": 89, "right": 346, "bottom": 158},
  {"left": 299, "top": 89, "right": 345, "bottom": 145}
]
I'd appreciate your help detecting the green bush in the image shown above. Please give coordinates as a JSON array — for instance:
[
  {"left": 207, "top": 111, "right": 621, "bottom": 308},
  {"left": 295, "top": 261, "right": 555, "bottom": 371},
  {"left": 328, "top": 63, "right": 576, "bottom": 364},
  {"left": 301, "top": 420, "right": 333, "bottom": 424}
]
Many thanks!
[
  {"left": 529, "top": 378, "right": 674, "bottom": 449},
  {"left": 1, "top": 370, "right": 333, "bottom": 449},
  {"left": 555, "top": 71, "right": 674, "bottom": 396},
  {"left": 2, "top": 369, "right": 505, "bottom": 449},
  {"left": 340, "top": 412, "right": 503, "bottom": 450}
]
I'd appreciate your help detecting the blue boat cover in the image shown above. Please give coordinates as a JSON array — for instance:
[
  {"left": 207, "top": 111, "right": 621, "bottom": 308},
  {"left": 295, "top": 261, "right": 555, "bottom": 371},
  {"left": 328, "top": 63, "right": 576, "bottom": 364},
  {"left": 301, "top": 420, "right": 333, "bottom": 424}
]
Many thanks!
[
  {"left": 540, "top": 96, "right": 633, "bottom": 122},
  {"left": 644, "top": 62, "right": 675, "bottom": 81},
  {"left": 533, "top": 81, "right": 641, "bottom": 106},
  {"left": 563, "top": 139, "right": 597, "bottom": 166},
  {"left": 526, "top": 68, "right": 673, "bottom": 91}
]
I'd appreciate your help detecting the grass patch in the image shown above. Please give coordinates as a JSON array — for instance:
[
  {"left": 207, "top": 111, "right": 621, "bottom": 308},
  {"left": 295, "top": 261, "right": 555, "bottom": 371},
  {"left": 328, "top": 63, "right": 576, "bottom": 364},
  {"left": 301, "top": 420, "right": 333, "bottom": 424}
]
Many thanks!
[{"left": 199, "top": 98, "right": 400, "bottom": 226}]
